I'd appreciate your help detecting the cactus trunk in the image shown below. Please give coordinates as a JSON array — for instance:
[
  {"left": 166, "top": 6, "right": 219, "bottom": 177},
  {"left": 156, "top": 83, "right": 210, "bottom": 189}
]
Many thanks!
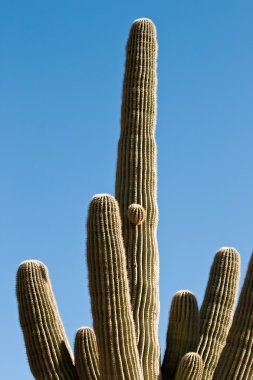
[{"left": 115, "top": 18, "right": 159, "bottom": 380}]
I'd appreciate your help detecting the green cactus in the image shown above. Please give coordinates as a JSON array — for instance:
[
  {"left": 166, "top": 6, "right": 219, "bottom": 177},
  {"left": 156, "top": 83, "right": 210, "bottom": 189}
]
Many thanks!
[{"left": 16, "top": 17, "right": 253, "bottom": 380}]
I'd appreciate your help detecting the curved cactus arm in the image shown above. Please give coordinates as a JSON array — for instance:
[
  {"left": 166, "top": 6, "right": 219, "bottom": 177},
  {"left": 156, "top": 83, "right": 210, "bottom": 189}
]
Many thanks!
[
  {"left": 16, "top": 260, "right": 79, "bottom": 380},
  {"left": 174, "top": 353, "right": 203, "bottom": 380},
  {"left": 197, "top": 247, "right": 240, "bottom": 379},
  {"left": 86, "top": 194, "right": 143, "bottom": 380},
  {"left": 74, "top": 327, "right": 100, "bottom": 380},
  {"left": 162, "top": 290, "right": 199, "bottom": 380},
  {"left": 213, "top": 253, "right": 253, "bottom": 380},
  {"left": 115, "top": 18, "right": 159, "bottom": 380}
]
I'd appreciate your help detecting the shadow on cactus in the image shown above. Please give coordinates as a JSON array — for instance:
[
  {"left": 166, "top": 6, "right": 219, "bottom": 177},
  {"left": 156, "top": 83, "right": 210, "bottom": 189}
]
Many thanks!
[{"left": 16, "top": 18, "right": 253, "bottom": 380}]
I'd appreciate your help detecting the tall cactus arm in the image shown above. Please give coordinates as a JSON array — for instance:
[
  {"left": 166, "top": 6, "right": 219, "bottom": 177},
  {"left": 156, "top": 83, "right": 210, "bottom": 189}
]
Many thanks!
[
  {"left": 86, "top": 194, "right": 143, "bottom": 380},
  {"left": 174, "top": 353, "right": 203, "bottom": 380},
  {"left": 213, "top": 253, "right": 253, "bottom": 380},
  {"left": 115, "top": 18, "right": 159, "bottom": 380},
  {"left": 162, "top": 290, "right": 199, "bottom": 380},
  {"left": 197, "top": 247, "right": 240, "bottom": 379},
  {"left": 74, "top": 327, "right": 100, "bottom": 380},
  {"left": 16, "top": 260, "right": 79, "bottom": 380}
]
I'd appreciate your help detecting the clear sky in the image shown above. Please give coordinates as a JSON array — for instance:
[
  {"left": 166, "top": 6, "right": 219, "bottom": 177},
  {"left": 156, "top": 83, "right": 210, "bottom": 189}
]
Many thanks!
[{"left": 1, "top": 1, "right": 253, "bottom": 378}]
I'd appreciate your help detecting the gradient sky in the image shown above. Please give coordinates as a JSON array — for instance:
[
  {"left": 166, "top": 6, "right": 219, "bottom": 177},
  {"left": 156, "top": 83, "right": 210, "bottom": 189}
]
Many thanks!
[{"left": 1, "top": 1, "right": 253, "bottom": 378}]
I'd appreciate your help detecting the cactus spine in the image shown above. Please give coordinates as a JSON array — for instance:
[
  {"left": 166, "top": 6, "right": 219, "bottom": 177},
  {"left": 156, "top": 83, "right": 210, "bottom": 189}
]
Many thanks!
[{"left": 115, "top": 18, "right": 159, "bottom": 380}]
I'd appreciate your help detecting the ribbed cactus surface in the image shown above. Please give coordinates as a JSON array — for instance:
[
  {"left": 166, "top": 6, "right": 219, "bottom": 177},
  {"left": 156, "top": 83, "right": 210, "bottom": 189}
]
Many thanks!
[
  {"left": 87, "top": 194, "right": 143, "bottom": 380},
  {"left": 115, "top": 18, "right": 159, "bottom": 380},
  {"left": 213, "top": 253, "right": 253, "bottom": 380},
  {"left": 16, "top": 260, "right": 78, "bottom": 380},
  {"left": 197, "top": 247, "right": 240, "bottom": 379},
  {"left": 162, "top": 290, "right": 200, "bottom": 380},
  {"left": 174, "top": 353, "right": 203, "bottom": 380},
  {"left": 74, "top": 327, "right": 100, "bottom": 380},
  {"left": 16, "top": 17, "right": 253, "bottom": 380}
]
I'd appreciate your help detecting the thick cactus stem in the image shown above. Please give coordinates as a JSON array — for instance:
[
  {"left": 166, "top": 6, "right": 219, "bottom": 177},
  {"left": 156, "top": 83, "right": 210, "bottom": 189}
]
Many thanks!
[
  {"left": 16, "top": 260, "right": 78, "bottom": 380},
  {"left": 174, "top": 353, "right": 203, "bottom": 380},
  {"left": 213, "top": 253, "right": 253, "bottom": 380},
  {"left": 162, "top": 290, "right": 200, "bottom": 380},
  {"left": 86, "top": 194, "right": 143, "bottom": 380},
  {"left": 74, "top": 327, "right": 100, "bottom": 380},
  {"left": 197, "top": 247, "right": 240, "bottom": 379},
  {"left": 115, "top": 18, "right": 159, "bottom": 380}
]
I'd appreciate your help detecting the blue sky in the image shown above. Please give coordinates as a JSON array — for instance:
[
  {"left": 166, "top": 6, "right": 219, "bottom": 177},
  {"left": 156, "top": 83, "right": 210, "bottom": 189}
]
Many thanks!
[{"left": 1, "top": 1, "right": 253, "bottom": 378}]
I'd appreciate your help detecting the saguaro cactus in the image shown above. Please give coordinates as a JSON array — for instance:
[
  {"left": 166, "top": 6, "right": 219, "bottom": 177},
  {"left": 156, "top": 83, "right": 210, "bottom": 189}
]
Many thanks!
[
  {"left": 162, "top": 291, "right": 200, "bottom": 379},
  {"left": 16, "top": 18, "right": 159, "bottom": 380},
  {"left": 212, "top": 253, "right": 253, "bottom": 379},
  {"left": 197, "top": 247, "right": 240, "bottom": 379},
  {"left": 174, "top": 353, "right": 203, "bottom": 380},
  {"left": 16, "top": 17, "right": 253, "bottom": 380},
  {"left": 74, "top": 327, "right": 100, "bottom": 380},
  {"left": 16, "top": 260, "right": 78, "bottom": 379},
  {"left": 115, "top": 18, "right": 159, "bottom": 380},
  {"left": 86, "top": 195, "right": 143, "bottom": 380}
]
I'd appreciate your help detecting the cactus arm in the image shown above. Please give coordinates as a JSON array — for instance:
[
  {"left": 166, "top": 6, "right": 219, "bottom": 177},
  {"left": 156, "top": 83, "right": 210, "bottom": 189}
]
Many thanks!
[
  {"left": 16, "top": 260, "right": 79, "bottom": 380},
  {"left": 115, "top": 18, "right": 159, "bottom": 380},
  {"left": 162, "top": 290, "right": 199, "bottom": 380},
  {"left": 86, "top": 194, "right": 143, "bottom": 380},
  {"left": 174, "top": 353, "right": 203, "bottom": 380},
  {"left": 74, "top": 327, "right": 100, "bottom": 380},
  {"left": 197, "top": 247, "right": 240, "bottom": 379},
  {"left": 213, "top": 253, "right": 253, "bottom": 380}
]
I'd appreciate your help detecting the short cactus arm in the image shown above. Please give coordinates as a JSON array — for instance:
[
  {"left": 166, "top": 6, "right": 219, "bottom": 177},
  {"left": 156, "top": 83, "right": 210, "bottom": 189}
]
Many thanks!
[
  {"left": 213, "top": 253, "right": 253, "bottom": 380},
  {"left": 162, "top": 290, "right": 199, "bottom": 380},
  {"left": 115, "top": 18, "right": 159, "bottom": 380},
  {"left": 174, "top": 353, "right": 203, "bottom": 380},
  {"left": 197, "top": 247, "right": 240, "bottom": 379},
  {"left": 16, "top": 260, "right": 79, "bottom": 380},
  {"left": 74, "top": 327, "right": 100, "bottom": 380},
  {"left": 86, "top": 194, "right": 143, "bottom": 380}
]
